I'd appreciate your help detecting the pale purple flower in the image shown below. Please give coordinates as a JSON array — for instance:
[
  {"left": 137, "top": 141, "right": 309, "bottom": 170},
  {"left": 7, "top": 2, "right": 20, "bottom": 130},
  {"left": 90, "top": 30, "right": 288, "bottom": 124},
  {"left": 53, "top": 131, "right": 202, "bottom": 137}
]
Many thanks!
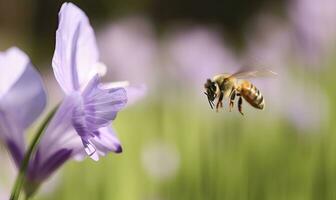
[
  {"left": 0, "top": 47, "right": 47, "bottom": 167},
  {"left": 22, "top": 2, "right": 128, "bottom": 188},
  {"left": 42, "top": 2, "right": 127, "bottom": 162},
  {"left": 0, "top": 47, "right": 49, "bottom": 197},
  {"left": 289, "top": 0, "right": 336, "bottom": 66}
]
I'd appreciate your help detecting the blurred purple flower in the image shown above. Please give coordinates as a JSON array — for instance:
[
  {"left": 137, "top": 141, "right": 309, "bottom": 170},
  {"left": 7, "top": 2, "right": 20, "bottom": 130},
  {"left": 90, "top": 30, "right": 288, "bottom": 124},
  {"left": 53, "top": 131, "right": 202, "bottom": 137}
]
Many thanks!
[
  {"left": 0, "top": 47, "right": 47, "bottom": 167},
  {"left": 244, "top": 14, "right": 329, "bottom": 131},
  {"left": 289, "top": 0, "right": 336, "bottom": 66},
  {"left": 162, "top": 26, "right": 239, "bottom": 90},
  {"left": 243, "top": 15, "right": 292, "bottom": 69},
  {"left": 0, "top": 47, "right": 48, "bottom": 197},
  {"left": 97, "top": 17, "right": 158, "bottom": 87}
]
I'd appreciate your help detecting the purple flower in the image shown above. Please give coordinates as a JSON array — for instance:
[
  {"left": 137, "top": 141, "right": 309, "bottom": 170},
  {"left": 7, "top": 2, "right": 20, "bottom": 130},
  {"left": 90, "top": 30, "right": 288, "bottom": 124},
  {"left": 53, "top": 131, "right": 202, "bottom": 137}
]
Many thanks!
[
  {"left": 243, "top": 14, "right": 329, "bottom": 131},
  {"left": 289, "top": 0, "right": 336, "bottom": 66},
  {"left": 24, "top": 2, "right": 127, "bottom": 188},
  {"left": 41, "top": 2, "right": 127, "bottom": 163},
  {"left": 243, "top": 14, "right": 292, "bottom": 69},
  {"left": 0, "top": 47, "right": 47, "bottom": 167},
  {"left": 163, "top": 26, "right": 240, "bottom": 90},
  {"left": 0, "top": 3, "right": 130, "bottom": 196},
  {"left": 97, "top": 17, "right": 158, "bottom": 87}
]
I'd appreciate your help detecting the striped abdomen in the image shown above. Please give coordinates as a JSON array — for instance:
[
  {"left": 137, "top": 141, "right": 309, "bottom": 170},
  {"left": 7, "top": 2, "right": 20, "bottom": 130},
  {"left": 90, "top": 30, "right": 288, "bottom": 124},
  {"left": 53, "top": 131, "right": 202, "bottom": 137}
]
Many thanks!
[{"left": 239, "top": 81, "right": 265, "bottom": 109}]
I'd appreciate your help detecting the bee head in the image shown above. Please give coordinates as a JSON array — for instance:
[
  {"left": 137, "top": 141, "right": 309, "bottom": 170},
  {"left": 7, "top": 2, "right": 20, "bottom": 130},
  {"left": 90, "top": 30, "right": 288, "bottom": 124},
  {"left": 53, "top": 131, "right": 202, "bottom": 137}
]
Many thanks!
[{"left": 204, "top": 79, "right": 217, "bottom": 109}]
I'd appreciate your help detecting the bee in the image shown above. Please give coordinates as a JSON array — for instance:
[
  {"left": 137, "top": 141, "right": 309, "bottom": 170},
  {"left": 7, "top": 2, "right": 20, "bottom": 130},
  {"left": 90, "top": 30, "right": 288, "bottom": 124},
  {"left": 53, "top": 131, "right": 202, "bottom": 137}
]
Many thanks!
[{"left": 204, "top": 69, "right": 277, "bottom": 115}]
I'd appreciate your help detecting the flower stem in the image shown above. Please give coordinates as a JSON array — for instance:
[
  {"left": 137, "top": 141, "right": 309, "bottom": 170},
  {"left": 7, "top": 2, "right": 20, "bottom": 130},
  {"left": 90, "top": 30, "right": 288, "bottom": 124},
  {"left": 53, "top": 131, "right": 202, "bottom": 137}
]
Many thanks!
[{"left": 10, "top": 105, "right": 59, "bottom": 200}]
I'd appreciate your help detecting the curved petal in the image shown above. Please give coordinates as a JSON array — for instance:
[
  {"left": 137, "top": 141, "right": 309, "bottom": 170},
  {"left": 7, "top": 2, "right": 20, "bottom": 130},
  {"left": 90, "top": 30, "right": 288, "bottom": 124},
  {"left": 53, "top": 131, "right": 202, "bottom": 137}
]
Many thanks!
[
  {"left": 89, "top": 126, "right": 122, "bottom": 161},
  {"left": 0, "top": 60, "right": 47, "bottom": 129},
  {"left": 37, "top": 94, "right": 82, "bottom": 163},
  {"left": 102, "top": 82, "right": 147, "bottom": 107},
  {"left": 0, "top": 47, "right": 29, "bottom": 100},
  {"left": 124, "top": 84, "right": 147, "bottom": 106},
  {"left": 0, "top": 112, "right": 24, "bottom": 167},
  {"left": 52, "top": 2, "right": 99, "bottom": 94}
]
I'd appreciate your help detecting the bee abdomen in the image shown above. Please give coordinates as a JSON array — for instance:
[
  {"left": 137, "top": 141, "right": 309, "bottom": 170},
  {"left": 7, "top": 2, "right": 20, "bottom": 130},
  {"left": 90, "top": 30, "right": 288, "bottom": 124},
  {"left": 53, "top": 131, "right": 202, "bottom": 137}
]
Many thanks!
[{"left": 240, "top": 82, "right": 265, "bottom": 110}]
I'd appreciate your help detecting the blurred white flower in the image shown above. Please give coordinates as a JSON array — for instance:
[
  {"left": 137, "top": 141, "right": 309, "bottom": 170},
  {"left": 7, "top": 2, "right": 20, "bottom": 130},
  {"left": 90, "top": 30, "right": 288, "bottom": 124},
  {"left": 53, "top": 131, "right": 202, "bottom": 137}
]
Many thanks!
[
  {"left": 289, "top": 0, "right": 336, "bottom": 66},
  {"left": 141, "top": 140, "right": 180, "bottom": 181},
  {"left": 97, "top": 17, "right": 158, "bottom": 88},
  {"left": 162, "top": 26, "right": 240, "bottom": 90}
]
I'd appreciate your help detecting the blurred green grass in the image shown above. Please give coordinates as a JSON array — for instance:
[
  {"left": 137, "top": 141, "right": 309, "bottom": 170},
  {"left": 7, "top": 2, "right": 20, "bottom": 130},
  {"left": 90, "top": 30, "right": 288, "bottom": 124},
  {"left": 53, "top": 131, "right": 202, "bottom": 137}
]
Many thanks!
[{"left": 34, "top": 67, "right": 336, "bottom": 200}]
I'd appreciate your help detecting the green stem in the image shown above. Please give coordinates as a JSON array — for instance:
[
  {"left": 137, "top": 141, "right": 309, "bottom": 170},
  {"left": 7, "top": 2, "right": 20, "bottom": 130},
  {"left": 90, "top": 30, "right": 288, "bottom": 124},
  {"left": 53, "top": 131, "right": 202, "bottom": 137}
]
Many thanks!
[{"left": 10, "top": 105, "right": 58, "bottom": 200}]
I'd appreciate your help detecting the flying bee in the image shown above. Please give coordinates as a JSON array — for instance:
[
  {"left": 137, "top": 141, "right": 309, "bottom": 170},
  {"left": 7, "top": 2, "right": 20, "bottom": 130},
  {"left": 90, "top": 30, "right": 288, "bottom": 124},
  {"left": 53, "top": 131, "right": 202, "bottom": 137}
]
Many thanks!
[{"left": 204, "top": 69, "right": 277, "bottom": 115}]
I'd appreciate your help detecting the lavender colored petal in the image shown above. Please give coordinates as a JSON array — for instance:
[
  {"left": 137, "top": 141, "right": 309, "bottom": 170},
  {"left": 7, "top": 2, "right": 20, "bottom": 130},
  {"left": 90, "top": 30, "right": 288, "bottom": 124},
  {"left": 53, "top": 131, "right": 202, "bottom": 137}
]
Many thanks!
[
  {"left": 102, "top": 82, "right": 147, "bottom": 107},
  {"left": 28, "top": 149, "right": 72, "bottom": 183},
  {"left": 1, "top": 63, "right": 46, "bottom": 130},
  {"left": 37, "top": 94, "right": 83, "bottom": 164},
  {"left": 52, "top": 2, "right": 99, "bottom": 94},
  {"left": 81, "top": 126, "right": 122, "bottom": 161},
  {"left": 6, "top": 139, "right": 24, "bottom": 167},
  {"left": 90, "top": 126, "right": 122, "bottom": 156},
  {"left": 0, "top": 110, "right": 24, "bottom": 166},
  {"left": 0, "top": 47, "right": 46, "bottom": 129},
  {"left": 73, "top": 75, "right": 127, "bottom": 135},
  {"left": 0, "top": 47, "right": 27, "bottom": 99}
]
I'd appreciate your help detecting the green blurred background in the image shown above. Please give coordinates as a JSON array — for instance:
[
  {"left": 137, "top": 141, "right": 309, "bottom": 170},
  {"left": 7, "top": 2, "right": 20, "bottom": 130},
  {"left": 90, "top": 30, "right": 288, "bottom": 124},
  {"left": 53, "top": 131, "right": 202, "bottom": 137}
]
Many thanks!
[{"left": 0, "top": 0, "right": 335, "bottom": 199}]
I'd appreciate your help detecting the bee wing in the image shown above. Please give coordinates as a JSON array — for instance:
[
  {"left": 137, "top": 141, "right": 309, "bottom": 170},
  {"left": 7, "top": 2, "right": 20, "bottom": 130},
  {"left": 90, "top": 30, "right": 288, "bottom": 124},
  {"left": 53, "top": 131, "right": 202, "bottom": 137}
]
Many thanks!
[{"left": 229, "top": 69, "right": 277, "bottom": 79}]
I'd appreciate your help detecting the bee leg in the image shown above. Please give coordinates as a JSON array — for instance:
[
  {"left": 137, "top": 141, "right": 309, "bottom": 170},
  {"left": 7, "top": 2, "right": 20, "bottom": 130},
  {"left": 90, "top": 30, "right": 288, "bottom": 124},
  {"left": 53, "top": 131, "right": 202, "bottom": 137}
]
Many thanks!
[
  {"left": 229, "top": 90, "right": 236, "bottom": 112},
  {"left": 237, "top": 94, "right": 244, "bottom": 115},
  {"left": 216, "top": 92, "right": 224, "bottom": 112}
]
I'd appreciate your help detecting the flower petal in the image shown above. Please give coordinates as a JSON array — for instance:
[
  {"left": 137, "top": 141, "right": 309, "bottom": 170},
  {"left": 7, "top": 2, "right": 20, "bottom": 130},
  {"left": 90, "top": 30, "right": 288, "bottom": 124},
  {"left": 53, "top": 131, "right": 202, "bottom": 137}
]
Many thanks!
[
  {"left": 0, "top": 47, "right": 27, "bottom": 99},
  {"left": 0, "top": 59, "right": 47, "bottom": 130},
  {"left": 37, "top": 94, "right": 82, "bottom": 164},
  {"left": 90, "top": 126, "right": 122, "bottom": 156},
  {"left": 52, "top": 2, "right": 99, "bottom": 94},
  {"left": 101, "top": 82, "right": 147, "bottom": 107},
  {"left": 72, "top": 76, "right": 127, "bottom": 136},
  {"left": 81, "top": 126, "right": 122, "bottom": 161},
  {"left": 28, "top": 148, "right": 72, "bottom": 183}
]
